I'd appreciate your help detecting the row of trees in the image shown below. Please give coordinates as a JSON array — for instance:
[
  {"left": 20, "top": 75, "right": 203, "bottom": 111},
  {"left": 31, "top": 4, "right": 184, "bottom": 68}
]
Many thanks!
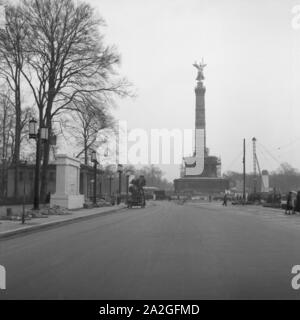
[
  {"left": 224, "top": 162, "right": 300, "bottom": 194},
  {"left": 0, "top": 0, "right": 131, "bottom": 201},
  {"left": 269, "top": 163, "right": 300, "bottom": 193},
  {"left": 102, "top": 164, "right": 174, "bottom": 191},
  {"left": 136, "top": 165, "right": 173, "bottom": 191}
]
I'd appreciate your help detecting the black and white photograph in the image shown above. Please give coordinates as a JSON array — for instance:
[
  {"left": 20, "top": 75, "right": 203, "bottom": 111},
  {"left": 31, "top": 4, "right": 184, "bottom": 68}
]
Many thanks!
[{"left": 1, "top": 0, "right": 300, "bottom": 314}]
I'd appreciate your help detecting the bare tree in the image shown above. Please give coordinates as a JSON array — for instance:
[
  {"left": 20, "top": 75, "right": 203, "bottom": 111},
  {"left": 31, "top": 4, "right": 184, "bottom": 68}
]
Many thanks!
[
  {"left": 0, "top": 88, "right": 14, "bottom": 160},
  {"left": 19, "top": 0, "right": 131, "bottom": 202},
  {"left": 270, "top": 163, "right": 300, "bottom": 193},
  {"left": 0, "top": 4, "right": 26, "bottom": 196},
  {"left": 0, "top": 88, "right": 14, "bottom": 197},
  {"left": 65, "top": 96, "right": 116, "bottom": 165},
  {"left": 137, "top": 165, "right": 173, "bottom": 190}
]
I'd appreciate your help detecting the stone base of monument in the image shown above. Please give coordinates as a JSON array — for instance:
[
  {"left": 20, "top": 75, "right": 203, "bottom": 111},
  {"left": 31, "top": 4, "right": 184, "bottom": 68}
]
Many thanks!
[
  {"left": 50, "top": 194, "right": 85, "bottom": 210},
  {"left": 174, "top": 177, "right": 229, "bottom": 195},
  {"left": 50, "top": 154, "right": 84, "bottom": 210}
]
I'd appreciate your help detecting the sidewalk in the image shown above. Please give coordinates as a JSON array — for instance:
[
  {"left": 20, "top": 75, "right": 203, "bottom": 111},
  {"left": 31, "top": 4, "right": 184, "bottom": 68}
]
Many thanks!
[{"left": 0, "top": 204, "right": 126, "bottom": 239}]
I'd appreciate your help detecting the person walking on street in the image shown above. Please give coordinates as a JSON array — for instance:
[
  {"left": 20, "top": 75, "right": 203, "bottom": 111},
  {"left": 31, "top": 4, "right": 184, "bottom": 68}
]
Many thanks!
[
  {"left": 223, "top": 193, "right": 228, "bottom": 206},
  {"left": 285, "top": 192, "right": 292, "bottom": 215}
]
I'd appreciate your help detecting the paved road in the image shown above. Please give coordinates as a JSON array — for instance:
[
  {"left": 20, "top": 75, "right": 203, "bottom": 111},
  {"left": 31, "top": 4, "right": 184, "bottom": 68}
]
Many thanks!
[{"left": 1, "top": 201, "right": 300, "bottom": 299}]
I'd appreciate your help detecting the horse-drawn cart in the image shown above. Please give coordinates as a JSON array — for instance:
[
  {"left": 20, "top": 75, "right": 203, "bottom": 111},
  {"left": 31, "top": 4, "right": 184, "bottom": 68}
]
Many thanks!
[{"left": 127, "top": 176, "right": 146, "bottom": 209}]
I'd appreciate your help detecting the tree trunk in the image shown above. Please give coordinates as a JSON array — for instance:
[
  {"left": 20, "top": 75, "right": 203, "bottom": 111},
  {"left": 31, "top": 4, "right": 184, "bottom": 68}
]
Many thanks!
[
  {"left": 13, "top": 74, "right": 22, "bottom": 198},
  {"left": 1, "top": 103, "right": 9, "bottom": 198},
  {"left": 40, "top": 117, "right": 51, "bottom": 204},
  {"left": 40, "top": 69, "right": 57, "bottom": 203},
  {"left": 84, "top": 145, "right": 88, "bottom": 165},
  {"left": 13, "top": 109, "right": 21, "bottom": 198}
]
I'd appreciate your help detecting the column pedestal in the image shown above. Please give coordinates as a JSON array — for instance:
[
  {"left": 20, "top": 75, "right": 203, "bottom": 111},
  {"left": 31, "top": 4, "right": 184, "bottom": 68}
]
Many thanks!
[{"left": 50, "top": 155, "right": 84, "bottom": 209}]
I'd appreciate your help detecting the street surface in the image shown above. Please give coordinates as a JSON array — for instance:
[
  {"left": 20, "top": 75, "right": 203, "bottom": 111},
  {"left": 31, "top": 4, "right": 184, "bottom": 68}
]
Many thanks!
[{"left": 1, "top": 201, "right": 300, "bottom": 299}]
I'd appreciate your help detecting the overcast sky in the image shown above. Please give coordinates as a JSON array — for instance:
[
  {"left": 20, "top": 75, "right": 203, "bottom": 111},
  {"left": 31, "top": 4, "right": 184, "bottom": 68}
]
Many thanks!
[{"left": 86, "top": 0, "right": 300, "bottom": 181}]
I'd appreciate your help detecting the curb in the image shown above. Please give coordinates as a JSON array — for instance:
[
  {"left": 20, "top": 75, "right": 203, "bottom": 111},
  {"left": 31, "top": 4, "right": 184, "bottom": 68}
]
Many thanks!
[{"left": 0, "top": 205, "right": 126, "bottom": 240}]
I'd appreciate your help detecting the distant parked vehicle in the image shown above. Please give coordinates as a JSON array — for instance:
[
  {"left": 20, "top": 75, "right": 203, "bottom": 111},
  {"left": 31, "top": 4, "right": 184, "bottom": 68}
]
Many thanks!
[
  {"left": 169, "top": 195, "right": 178, "bottom": 200},
  {"left": 153, "top": 190, "right": 166, "bottom": 200}
]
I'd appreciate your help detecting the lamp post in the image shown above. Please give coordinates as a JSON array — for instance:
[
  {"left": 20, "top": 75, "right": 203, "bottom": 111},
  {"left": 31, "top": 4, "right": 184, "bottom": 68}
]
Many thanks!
[
  {"left": 109, "top": 175, "right": 113, "bottom": 197},
  {"left": 91, "top": 150, "right": 98, "bottom": 205},
  {"left": 109, "top": 174, "right": 115, "bottom": 205},
  {"left": 99, "top": 179, "right": 102, "bottom": 200},
  {"left": 29, "top": 118, "right": 49, "bottom": 210},
  {"left": 21, "top": 161, "right": 27, "bottom": 224},
  {"left": 117, "top": 164, "right": 123, "bottom": 204},
  {"left": 29, "top": 118, "right": 37, "bottom": 139}
]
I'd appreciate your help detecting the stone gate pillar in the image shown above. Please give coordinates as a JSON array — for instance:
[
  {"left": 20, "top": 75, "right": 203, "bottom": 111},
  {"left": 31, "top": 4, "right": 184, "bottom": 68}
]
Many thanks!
[{"left": 50, "top": 155, "right": 84, "bottom": 209}]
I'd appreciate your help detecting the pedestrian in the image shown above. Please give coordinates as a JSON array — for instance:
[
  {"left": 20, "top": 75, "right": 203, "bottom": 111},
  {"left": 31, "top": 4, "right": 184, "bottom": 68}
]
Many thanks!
[
  {"left": 222, "top": 194, "right": 228, "bottom": 206},
  {"left": 286, "top": 192, "right": 292, "bottom": 215}
]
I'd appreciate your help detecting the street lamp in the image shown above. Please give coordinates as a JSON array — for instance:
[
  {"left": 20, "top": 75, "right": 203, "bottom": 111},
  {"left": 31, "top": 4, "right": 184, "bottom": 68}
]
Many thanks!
[
  {"left": 99, "top": 178, "right": 102, "bottom": 200},
  {"left": 29, "top": 118, "right": 49, "bottom": 210},
  {"left": 117, "top": 164, "right": 123, "bottom": 204},
  {"left": 91, "top": 150, "right": 98, "bottom": 205},
  {"left": 29, "top": 118, "right": 37, "bottom": 139}
]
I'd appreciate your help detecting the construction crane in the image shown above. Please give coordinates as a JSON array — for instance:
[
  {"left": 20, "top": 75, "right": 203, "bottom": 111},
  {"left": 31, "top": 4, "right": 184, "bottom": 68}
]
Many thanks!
[{"left": 252, "top": 137, "right": 266, "bottom": 193}]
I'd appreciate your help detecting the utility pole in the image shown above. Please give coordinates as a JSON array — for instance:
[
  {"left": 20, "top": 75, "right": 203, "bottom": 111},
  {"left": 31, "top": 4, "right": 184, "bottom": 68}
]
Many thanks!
[
  {"left": 252, "top": 137, "right": 257, "bottom": 194},
  {"left": 126, "top": 174, "right": 130, "bottom": 204},
  {"left": 243, "top": 138, "right": 246, "bottom": 205}
]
